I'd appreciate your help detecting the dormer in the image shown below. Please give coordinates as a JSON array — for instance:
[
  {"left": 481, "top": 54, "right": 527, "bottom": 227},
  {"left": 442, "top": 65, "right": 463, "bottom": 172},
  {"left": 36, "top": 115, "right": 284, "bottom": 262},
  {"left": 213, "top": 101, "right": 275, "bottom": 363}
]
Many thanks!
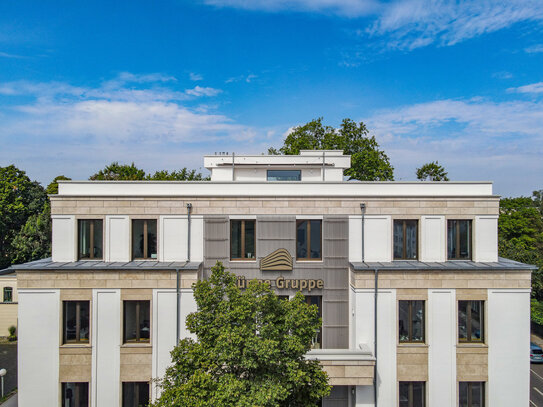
[{"left": 203, "top": 150, "right": 351, "bottom": 182}]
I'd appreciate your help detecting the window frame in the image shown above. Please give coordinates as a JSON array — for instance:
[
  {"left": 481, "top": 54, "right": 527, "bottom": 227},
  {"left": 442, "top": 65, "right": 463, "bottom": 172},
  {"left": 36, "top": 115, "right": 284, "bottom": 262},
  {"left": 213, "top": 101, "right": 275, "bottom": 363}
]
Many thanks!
[
  {"left": 399, "top": 381, "right": 426, "bottom": 407},
  {"left": 459, "top": 381, "right": 485, "bottom": 407},
  {"left": 122, "top": 381, "right": 150, "bottom": 407},
  {"left": 393, "top": 219, "right": 419, "bottom": 260},
  {"left": 132, "top": 219, "right": 157, "bottom": 260},
  {"left": 230, "top": 219, "right": 256, "bottom": 261},
  {"left": 3, "top": 287, "right": 13, "bottom": 303},
  {"left": 123, "top": 300, "right": 151, "bottom": 344},
  {"left": 296, "top": 219, "right": 322, "bottom": 261},
  {"left": 63, "top": 301, "right": 90, "bottom": 344},
  {"left": 399, "top": 300, "right": 425, "bottom": 343},
  {"left": 447, "top": 219, "right": 472, "bottom": 260},
  {"left": 266, "top": 169, "right": 301, "bottom": 181},
  {"left": 458, "top": 300, "right": 484, "bottom": 343},
  {"left": 77, "top": 219, "right": 103, "bottom": 260},
  {"left": 61, "top": 382, "right": 89, "bottom": 407}
]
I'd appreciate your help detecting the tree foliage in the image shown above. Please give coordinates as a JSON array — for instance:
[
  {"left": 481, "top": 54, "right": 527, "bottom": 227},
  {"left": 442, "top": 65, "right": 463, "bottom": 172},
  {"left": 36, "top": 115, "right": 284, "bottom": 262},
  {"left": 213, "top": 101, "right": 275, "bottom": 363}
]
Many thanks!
[
  {"left": 0, "top": 165, "right": 48, "bottom": 268},
  {"left": 46, "top": 175, "right": 72, "bottom": 195},
  {"left": 152, "top": 262, "right": 331, "bottom": 407},
  {"left": 89, "top": 162, "right": 208, "bottom": 181},
  {"left": 10, "top": 202, "right": 51, "bottom": 264},
  {"left": 416, "top": 161, "right": 449, "bottom": 181},
  {"left": 271, "top": 118, "right": 394, "bottom": 181},
  {"left": 147, "top": 169, "right": 209, "bottom": 181}
]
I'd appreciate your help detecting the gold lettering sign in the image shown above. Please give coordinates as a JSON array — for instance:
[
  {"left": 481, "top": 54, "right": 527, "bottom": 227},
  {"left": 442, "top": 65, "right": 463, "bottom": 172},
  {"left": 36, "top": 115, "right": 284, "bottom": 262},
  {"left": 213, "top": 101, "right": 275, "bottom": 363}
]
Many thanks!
[
  {"left": 237, "top": 276, "right": 324, "bottom": 293},
  {"left": 260, "top": 248, "right": 293, "bottom": 271}
]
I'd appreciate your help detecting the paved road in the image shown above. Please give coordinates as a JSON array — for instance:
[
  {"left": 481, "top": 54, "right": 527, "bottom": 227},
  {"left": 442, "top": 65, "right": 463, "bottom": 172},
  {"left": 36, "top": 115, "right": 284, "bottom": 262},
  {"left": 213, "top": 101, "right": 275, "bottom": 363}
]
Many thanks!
[
  {"left": 532, "top": 362, "right": 543, "bottom": 406},
  {"left": 0, "top": 344, "right": 17, "bottom": 395},
  {"left": 0, "top": 393, "right": 17, "bottom": 407}
]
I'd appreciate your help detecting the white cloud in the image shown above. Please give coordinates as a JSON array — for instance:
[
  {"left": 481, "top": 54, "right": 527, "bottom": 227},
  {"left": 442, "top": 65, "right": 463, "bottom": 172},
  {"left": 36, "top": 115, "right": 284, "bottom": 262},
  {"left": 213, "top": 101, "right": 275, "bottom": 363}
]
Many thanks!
[
  {"left": 225, "top": 74, "right": 258, "bottom": 83},
  {"left": 508, "top": 82, "right": 543, "bottom": 94},
  {"left": 0, "top": 51, "right": 26, "bottom": 59},
  {"left": 525, "top": 44, "right": 543, "bottom": 53},
  {"left": 492, "top": 71, "right": 513, "bottom": 80},
  {"left": 185, "top": 86, "right": 222, "bottom": 97},
  {"left": 190, "top": 72, "right": 204, "bottom": 81}
]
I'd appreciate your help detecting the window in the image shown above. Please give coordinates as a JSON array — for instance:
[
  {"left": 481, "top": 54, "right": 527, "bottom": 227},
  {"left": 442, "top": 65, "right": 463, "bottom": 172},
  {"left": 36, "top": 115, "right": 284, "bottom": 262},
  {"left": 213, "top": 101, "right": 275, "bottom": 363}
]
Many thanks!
[
  {"left": 447, "top": 220, "right": 472, "bottom": 260},
  {"left": 123, "top": 382, "right": 150, "bottom": 407},
  {"left": 124, "top": 301, "right": 150, "bottom": 343},
  {"left": 459, "top": 382, "right": 484, "bottom": 407},
  {"left": 399, "top": 300, "right": 425, "bottom": 343},
  {"left": 230, "top": 220, "right": 256, "bottom": 260},
  {"left": 3, "top": 287, "right": 13, "bottom": 303},
  {"left": 62, "top": 382, "right": 89, "bottom": 407},
  {"left": 267, "top": 170, "right": 301, "bottom": 181},
  {"left": 458, "top": 301, "right": 484, "bottom": 342},
  {"left": 394, "top": 220, "right": 418, "bottom": 260},
  {"left": 296, "top": 220, "right": 322, "bottom": 260},
  {"left": 63, "top": 301, "right": 90, "bottom": 344},
  {"left": 78, "top": 219, "right": 103, "bottom": 260},
  {"left": 132, "top": 219, "right": 157, "bottom": 260},
  {"left": 305, "top": 296, "right": 322, "bottom": 349},
  {"left": 399, "top": 382, "right": 425, "bottom": 407}
]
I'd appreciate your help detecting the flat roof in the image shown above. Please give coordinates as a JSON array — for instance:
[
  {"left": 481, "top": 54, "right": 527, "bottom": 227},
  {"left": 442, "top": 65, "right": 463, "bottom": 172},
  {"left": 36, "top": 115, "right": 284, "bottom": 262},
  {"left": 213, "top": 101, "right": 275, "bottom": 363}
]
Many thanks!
[
  {"left": 7, "top": 257, "right": 201, "bottom": 271},
  {"left": 350, "top": 257, "right": 536, "bottom": 271}
]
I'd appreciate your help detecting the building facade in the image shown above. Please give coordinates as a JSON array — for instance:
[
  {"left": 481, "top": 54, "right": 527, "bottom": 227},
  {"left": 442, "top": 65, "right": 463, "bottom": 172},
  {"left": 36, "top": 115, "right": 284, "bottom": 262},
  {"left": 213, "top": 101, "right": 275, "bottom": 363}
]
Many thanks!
[
  {"left": 0, "top": 270, "right": 17, "bottom": 337},
  {"left": 13, "top": 151, "right": 533, "bottom": 407}
]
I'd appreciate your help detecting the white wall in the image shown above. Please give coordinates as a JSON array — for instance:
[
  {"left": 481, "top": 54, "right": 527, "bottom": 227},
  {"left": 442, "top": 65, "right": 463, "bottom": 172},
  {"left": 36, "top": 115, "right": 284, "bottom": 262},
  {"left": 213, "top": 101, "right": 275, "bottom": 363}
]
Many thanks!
[
  {"left": 18, "top": 289, "right": 60, "bottom": 407},
  {"left": 364, "top": 216, "right": 392, "bottom": 262},
  {"left": 420, "top": 216, "right": 446, "bottom": 262},
  {"left": 159, "top": 216, "right": 203, "bottom": 262},
  {"left": 105, "top": 215, "right": 130, "bottom": 262},
  {"left": 428, "top": 289, "right": 456, "bottom": 407},
  {"left": 91, "top": 289, "right": 120, "bottom": 407},
  {"left": 349, "top": 216, "right": 363, "bottom": 263},
  {"left": 488, "top": 289, "right": 530, "bottom": 407},
  {"left": 354, "top": 288, "right": 396, "bottom": 407},
  {"left": 52, "top": 215, "right": 76, "bottom": 262},
  {"left": 474, "top": 216, "right": 498, "bottom": 262}
]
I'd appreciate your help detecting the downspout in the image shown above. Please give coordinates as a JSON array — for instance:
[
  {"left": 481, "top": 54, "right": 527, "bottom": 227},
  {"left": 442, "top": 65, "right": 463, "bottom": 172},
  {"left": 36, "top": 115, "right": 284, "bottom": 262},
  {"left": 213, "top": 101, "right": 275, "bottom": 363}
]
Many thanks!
[
  {"left": 374, "top": 268, "right": 379, "bottom": 407},
  {"left": 322, "top": 151, "right": 325, "bottom": 181},
  {"left": 176, "top": 268, "right": 180, "bottom": 343},
  {"left": 360, "top": 203, "right": 366, "bottom": 262},
  {"left": 187, "top": 203, "right": 192, "bottom": 262},
  {"left": 177, "top": 203, "right": 193, "bottom": 344},
  {"left": 232, "top": 152, "right": 235, "bottom": 181}
]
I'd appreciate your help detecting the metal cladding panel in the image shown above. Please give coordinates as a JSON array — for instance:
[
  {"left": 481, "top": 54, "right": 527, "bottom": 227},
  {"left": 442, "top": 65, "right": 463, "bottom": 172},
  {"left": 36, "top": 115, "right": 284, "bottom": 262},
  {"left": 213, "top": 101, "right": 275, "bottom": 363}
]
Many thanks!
[{"left": 202, "top": 215, "right": 350, "bottom": 350}]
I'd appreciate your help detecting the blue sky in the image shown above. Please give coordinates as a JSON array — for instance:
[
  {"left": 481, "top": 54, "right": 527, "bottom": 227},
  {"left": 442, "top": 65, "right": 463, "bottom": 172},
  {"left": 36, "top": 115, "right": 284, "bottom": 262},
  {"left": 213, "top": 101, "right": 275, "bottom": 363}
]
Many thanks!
[{"left": 0, "top": 0, "right": 542, "bottom": 196}]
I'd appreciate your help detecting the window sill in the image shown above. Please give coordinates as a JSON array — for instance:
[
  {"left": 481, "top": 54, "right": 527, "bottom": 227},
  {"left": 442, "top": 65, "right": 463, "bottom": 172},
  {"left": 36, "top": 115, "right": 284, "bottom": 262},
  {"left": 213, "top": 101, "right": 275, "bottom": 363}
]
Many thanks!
[
  {"left": 457, "top": 342, "right": 487, "bottom": 348},
  {"left": 230, "top": 259, "right": 257, "bottom": 262},
  {"left": 77, "top": 259, "right": 103, "bottom": 262},
  {"left": 398, "top": 343, "right": 428, "bottom": 348},
  {"left": 60, "top": 343, "right": 91, "bottom": 348},
  {"left": 296, "top": 259, "right": 323, "bottom": 263},
  {"left": 121, "top": 343, "right": 152, "bottom": 347}
]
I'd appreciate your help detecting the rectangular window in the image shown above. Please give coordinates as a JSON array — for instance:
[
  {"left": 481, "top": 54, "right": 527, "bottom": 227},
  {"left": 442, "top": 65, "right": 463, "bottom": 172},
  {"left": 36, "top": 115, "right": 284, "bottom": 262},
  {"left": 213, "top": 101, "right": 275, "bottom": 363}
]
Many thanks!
[
  {"left": 399, "top": 300, "right": 425, "bottom": 343},
  {"left": 305, "top": 295, "right": 322, "bottom": 349},
  {"left": 132, "top": 219, "right": 157, "bottom": 260},
  {"left": 3, "top": 287, "right": 13, "bottom": 302},
  {"left": 62, "top": 382, "right": 89, "bottom": 407},
  {"left": 124, "top": 301, "right": 151, "bottom": 343},
  {"left": 458, "top": 300, "right": 484, "bottom": 342},
  {"left": 447, "top": 220, "right": 472, "bottom": 260},
  {"left": 394, "top": 220, "right": 418, "bottom": 260},
  {"left": 296, "top": 220, "right": 322, "bottom": 260},
  {"left": 63, "top": 301, "right": 90, "bottom": 344},
  {"left": 78, "top": 219, "right": 103, "bottom": 260},
  {"left": 122, "top": 382, "right": 150, "bottom": 407},
  {"left": 267, "top": 170, "right": 301, "bottom": 181},
  {"left": 230, "top": 220, "right": 256, "bottom": 260},
  {"left": 399, "top": 382, "right": 425, "bottom": 407},
  {"left": 459, "top": 382, "right": 484, "bottom": 407}
]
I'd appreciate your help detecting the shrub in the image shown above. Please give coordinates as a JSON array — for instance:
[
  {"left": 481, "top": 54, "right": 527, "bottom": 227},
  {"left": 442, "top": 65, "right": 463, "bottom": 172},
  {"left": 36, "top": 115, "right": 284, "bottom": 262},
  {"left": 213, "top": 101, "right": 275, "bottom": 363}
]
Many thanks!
[{"left": 7, "top": 325, "right": 16, "bottom": 341}]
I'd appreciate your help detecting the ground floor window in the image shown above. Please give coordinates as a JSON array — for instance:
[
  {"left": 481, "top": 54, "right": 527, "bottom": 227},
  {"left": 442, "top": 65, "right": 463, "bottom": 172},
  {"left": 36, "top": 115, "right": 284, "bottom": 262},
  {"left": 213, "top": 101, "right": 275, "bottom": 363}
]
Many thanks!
[
  {"left": 63, "top": 301, "right": 90, "bottom": 344},
  {"left": 62, "top": 382, "right": 89, "bottom": 407},
  {"left": 122, "top": 382, "right": 150, "bottom": 407},
  {"left": 123, "top": 300, "right": 151, "bottom": 343},
  {"left": 459, "top": 382, "right": 484, "bottom": 407},
  {"left": 305, "top": 295, "right": 322, "bottom": 349},
  {"left": 399, "top": 381, "right": 425, "bottom": 407}
]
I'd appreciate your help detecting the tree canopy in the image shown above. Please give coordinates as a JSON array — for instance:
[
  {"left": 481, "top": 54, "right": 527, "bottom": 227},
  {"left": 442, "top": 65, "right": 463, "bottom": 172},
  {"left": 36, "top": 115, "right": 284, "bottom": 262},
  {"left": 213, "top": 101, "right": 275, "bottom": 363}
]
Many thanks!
[
  {"left": 89, "top": 162, "right": 208, "bottom": 181},
  {"left": 45, "top": 175, "right": 72, "bottom": 195},
  {"left": 152, "top": 262, "right": 330, "bottom": 407},
  {"left": 270, "top": 118, "right": 394, "bottom": 181},
  {"left": 416, "top": 161, "right": 449, "bottom": 181}
]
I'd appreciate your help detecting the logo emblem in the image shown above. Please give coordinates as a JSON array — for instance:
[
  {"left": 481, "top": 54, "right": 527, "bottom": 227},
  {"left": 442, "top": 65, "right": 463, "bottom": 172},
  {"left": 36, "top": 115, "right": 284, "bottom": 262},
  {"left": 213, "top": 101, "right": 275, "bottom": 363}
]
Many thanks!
[{"left": 260, "top": 248, "right": 293, "bottom": 271}]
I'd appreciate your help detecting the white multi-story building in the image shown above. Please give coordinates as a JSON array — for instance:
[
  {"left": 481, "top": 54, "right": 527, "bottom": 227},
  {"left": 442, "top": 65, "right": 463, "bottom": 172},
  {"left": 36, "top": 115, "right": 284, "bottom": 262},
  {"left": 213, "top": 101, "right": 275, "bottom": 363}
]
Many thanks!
[{"left": 12, "top": 151, "right": 533, "bottom": 407}]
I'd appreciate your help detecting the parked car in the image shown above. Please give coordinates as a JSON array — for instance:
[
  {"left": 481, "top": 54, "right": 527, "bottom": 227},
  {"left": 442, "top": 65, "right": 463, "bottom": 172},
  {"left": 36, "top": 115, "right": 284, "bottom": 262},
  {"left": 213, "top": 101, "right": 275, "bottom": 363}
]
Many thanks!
[{"left": 531, "top": 342, "right": 543, "bottom": 363}]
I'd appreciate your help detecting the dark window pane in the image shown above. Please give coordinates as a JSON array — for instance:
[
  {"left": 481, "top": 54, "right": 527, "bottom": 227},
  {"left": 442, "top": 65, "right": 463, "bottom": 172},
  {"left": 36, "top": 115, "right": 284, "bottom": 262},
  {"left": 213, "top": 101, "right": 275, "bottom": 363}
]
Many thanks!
[
  {"left": 3, "top": 287, "right": 12, "bottom": 302},
  {"left": 305, "top": 296, "right": 322, "bottom": 348},
  {"left": 64, "top": 302, "right": 77, "bottom": 342},
  {"left": 79, "top": 301, "right": 90, "bottom": 341},
  {"left": 412, "top": 300, "right": 424, "bottom": 342},
  {"left": 244, "top": 221, "right": 255, "bottom": 259},
  {"left": 405, "top": 220, "right": 418, "bottom": 259},
  {"left": 132, "top": 220, "right": 157, "bottom": 259},
  {"left": 458, "top": 301, "right": 468, "bottom": 341},
  {"left": 447, "top": 220, "right": 457, "bottom": 259},
  {"left": 470, "top": 301, "right": 483, "bottom": 341},
  {"left": 64, "top": 301, "right": 89, "bottom": 344},
  {"left": 459, "top": 382, "right": 469, "bottom": 407},
  {"left": 231, "top": 220, "right": 242, "bottom": 259},
  {"left": 147, "top": 220, "right": 157, "bottom": 259},
  {"left": 310, "top": 220, "right": 322, "bottom": 259},
  {"left": 267, "top": 170, "right": 301, "bottom": 181},
  {"left": 459, "top": 220, "right": 470, "bottom": 259},
  {"left": 399, "top": 301, "right": 410, "bottom": 342},
  {"left": 412, "top": 381, "right": 425, "bottom": 407},
  {"left": 123, "top": 382, "right": 150, "bottom": 407},
  {"left": 62, "top": 382, "right": 89, "bottom": 407},
  {"left": 78, "top": 220, "right": 103, "bottom": 260},
  {"left": 393, "top": 221, "right": 404, "bottom": 259},
  {"left": 459, "top": 382, "right": 484, "bottom": 407},
  {"left": 297, "top": 221, "right": 308, "bottom": 259},
  {"left": 93, "top": 221, "right": 103, "bottom": 259},
  {"left": 79, "top": 220, "right": 91, "bottom": 258},
  {"left": 132, "top": 220, "right": 145, "bottom": 259},
  {"left": 399, "top": 382, "right": 409, "bottom": 407},
  {"left": 399, "top": 382, "right": 425, "bottom": 407},
  {"left": 471, "top": 382, "right": 484, "bottom": 407},
  {"left": 448, "top": 220, "right": 471, "bottom": 260},
  {"left": 124, "top": 301, "right": 150, "bottom": 343}
]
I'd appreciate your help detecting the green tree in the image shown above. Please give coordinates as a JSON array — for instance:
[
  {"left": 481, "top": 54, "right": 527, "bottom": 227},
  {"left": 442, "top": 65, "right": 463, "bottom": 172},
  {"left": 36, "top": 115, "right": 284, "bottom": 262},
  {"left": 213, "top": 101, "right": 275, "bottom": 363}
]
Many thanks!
[
  {"left": 46, "top": 175, "right": 72, "bottom": 195},
  {"left": 0, "top": 165, "right": 47, "bottom": 268},
  {"left": 272, "top": 118, "right": 394, "bottom": 181},
  {"left": 416, "top": 161, "right": 449, "bottom": 181},
  {"left": 147, "top": 168, "right": 209, "bottom": 181},
  {"left": 89, "top": 162, "right": 146, "bottom": 180},
  {"left": 10, "top": 202, "right": 51, "bottom": 264},
  {"left": 152, "top": 262, "right": 330, "bottom": 407}
]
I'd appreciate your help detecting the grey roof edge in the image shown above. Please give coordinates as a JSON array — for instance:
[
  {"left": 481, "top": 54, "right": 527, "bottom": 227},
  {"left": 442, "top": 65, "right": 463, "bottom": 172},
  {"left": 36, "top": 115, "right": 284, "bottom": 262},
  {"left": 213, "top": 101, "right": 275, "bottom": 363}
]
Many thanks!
[
  {"left": 6, "top": 257, "right": 202, "bottom": 271},
  {"left": 350, "top": 257, "right": 537, "bottom": 271}
]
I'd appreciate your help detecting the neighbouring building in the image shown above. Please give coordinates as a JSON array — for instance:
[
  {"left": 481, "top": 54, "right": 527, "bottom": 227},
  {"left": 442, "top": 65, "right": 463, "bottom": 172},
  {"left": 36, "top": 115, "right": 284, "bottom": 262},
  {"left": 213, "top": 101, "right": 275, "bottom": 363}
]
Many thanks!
[
  {"left": 11, "top": 150, "right": 534, "bottom": 407},
  {"left": 0, "top": 269, "right": 17, "bottom": 337}
]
